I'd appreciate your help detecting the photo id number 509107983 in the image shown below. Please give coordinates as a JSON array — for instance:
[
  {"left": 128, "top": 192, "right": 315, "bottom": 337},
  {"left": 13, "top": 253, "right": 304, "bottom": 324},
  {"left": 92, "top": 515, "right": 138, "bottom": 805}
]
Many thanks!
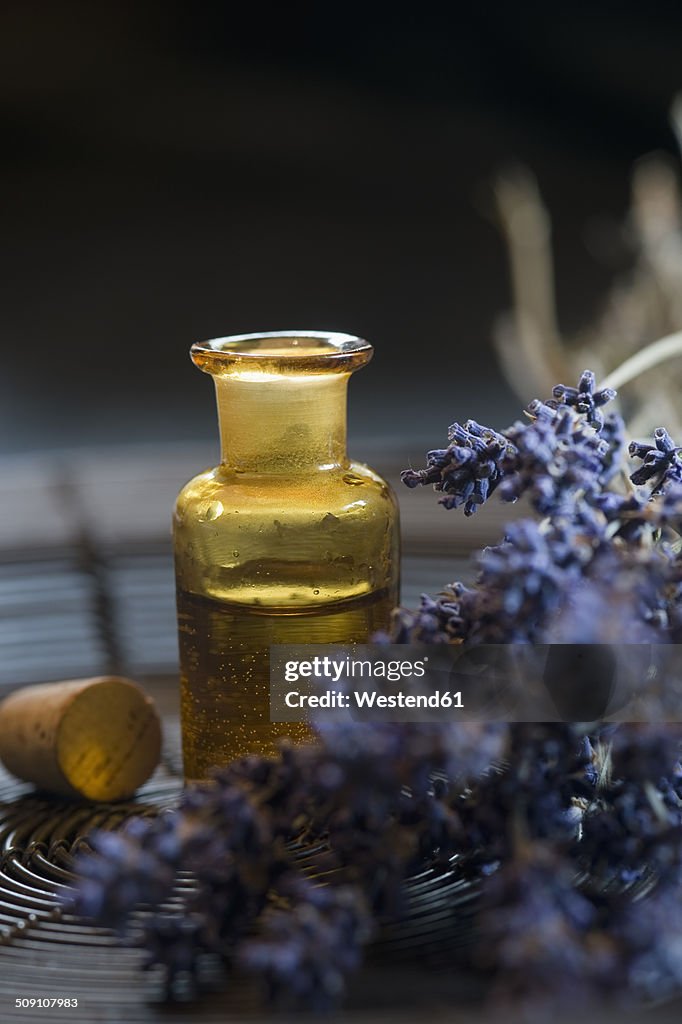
[{"left": 15, "top": 998, "right": 79, "bottom": 1009}]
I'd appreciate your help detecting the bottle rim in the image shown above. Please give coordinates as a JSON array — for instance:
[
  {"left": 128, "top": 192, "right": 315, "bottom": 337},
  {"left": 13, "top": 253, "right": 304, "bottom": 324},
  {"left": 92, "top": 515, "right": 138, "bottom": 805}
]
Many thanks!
[{"left": 191, "top": 331, "right": 373, "bottom": 376}]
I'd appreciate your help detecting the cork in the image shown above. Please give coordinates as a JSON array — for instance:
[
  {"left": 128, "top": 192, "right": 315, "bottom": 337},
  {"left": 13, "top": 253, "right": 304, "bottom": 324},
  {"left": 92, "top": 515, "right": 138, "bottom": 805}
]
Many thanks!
[{"left": 0, "top": 676, "right": 162, "bottom": 801}]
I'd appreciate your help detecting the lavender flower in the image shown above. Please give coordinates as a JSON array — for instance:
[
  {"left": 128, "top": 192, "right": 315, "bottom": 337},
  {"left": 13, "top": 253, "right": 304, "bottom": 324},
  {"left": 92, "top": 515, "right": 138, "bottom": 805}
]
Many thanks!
[
  {"left": 397, "top": 370, "right": 682, "bottom": 646},
  {"left": 401, "top": 371, "right": 620, "bottom": 519},
  {"left": 401, "top": 420, "right": 515, "bottom": 515},
  {"left": 240, "top": 881, "right": 369, "bottom": 1011},
  {"left": 501, "top": 401, "right": 611, "bottom": 515},
  {"left": 614, "top": 880, "right": 682, "bottom": 1003},
  {"left": 475, "top": 846, "right": 611, "bottom": 1014},
  {"left": 552, "top": 368, "right": 617, "bottom": 430},
  {"left": 629, "top": 427, "right": 682, "bottom": 493},
  {"left": 458, "top": 725, "right": 593, "bottom": 874},
  {"left": 72, "top": 816, "right": 180, "bottom": 933},
  {"left": 599, "top": 410, "right": 627, "bottom": 483},
  {"left": 592, "top": 484, "right": 682, "bottom": 545},
  {"left": 389, "top": 585, "right": 473, "bottom": 645},
  {"left": 472, "top": 518, "right": 598, "bottom": 643}
]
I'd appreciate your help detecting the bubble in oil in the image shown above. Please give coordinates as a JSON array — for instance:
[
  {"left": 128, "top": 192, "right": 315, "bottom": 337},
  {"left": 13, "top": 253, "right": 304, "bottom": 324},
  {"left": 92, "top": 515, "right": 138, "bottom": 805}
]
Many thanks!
[{"left": 204, "top": 500, "right": 224, "bottom": 521}]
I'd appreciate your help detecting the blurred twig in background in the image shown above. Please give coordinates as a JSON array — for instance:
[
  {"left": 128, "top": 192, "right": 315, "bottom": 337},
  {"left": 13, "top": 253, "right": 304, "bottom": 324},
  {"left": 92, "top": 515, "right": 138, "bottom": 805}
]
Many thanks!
[{"left": 494, "top": 99, "right": 682, "bottom": 437}]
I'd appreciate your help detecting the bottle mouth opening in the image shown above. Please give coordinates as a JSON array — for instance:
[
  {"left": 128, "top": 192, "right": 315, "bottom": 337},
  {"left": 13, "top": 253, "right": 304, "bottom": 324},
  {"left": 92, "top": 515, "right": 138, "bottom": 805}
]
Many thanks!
[{"left": 191, "top": 331, "right": 373, "bottom": 376}]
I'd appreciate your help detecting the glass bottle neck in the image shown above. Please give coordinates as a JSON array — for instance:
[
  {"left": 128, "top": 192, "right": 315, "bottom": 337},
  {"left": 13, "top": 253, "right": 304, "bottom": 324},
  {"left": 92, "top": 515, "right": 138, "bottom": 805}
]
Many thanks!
[{"left": 214, "top": 373, "right": 350, "bottom": 474}]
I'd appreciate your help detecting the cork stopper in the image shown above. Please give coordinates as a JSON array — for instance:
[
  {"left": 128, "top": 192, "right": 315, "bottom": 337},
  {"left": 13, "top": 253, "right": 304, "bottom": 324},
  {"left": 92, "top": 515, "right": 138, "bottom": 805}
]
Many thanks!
[{"left": 0, "top": 677, "right": 162, "bottom": 801}]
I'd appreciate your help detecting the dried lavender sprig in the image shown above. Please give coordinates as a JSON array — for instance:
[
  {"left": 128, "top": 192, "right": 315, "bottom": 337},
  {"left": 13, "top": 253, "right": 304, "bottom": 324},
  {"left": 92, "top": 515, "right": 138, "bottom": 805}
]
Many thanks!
[
  {"left": 392, "top": 515, "right": 603, "bottom": 646},
  {"left": 629, "top": 427, "right": 682, "bottom": 493},
  {"left": 401, "top": 372, "right": 621, "bottom": 517},
  {"left": 72, "top": 815, "right": 181, "bottom": 933},
  {"left": 474, "top": 845, "right": 615, "bottom": 1015},
  {"left": 471, "top": 729, "right": 682, "bottom": 1016},
  {"left": 456, "top": 724, "right": 593, "bottom": 876},
  {"left": 610, "top": 869, "right": 682, "bottom": 1003},
  {"left": 69, "top": 721, "right": 506, "bottom": 1004},
  {"left": 401, "top": 420, "right": 514, "bottom": 515},
  {"left": 389, "top": 585, "right": 473, "bottom": 645},
  {"left": 396, "top": 372, "right": 682, "bottom": 646},
  {"left": 471, "top": 519, "right": 590, "bottom": 643},
  {"left": 240, "top": 879, "right": 370, "bottom": 1012},
  {"left": 69, "top": 777, "right": 286, "bottom": 993},
  {"left": 599, "top": 410, "right": 627, "bottom": 484},
  {"left": 573, "top": 724, "right": 682, "bottom": 886},
  {"left": 500, "top": 401, "right": 613, "bottom": 515},
  {"left": 552, "top": 368, "right": 617, "bottom": 430}
]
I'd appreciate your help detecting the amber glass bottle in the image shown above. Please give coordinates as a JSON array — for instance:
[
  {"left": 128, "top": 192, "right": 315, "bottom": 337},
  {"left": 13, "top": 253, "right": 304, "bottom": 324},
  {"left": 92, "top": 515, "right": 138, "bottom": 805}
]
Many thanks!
[{"left": 174, "top": 332, "right": 400, "bottom": 780}]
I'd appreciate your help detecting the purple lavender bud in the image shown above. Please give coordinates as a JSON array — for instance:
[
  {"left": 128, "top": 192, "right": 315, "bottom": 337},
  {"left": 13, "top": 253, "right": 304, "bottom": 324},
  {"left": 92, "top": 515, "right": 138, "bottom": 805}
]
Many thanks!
[
  {"left": 402, "top": 419, "right": 514, "bottom": 514},
  {"left": 594, "top": 387, "right": 617, "bottom": 407},
  {"left": 655, "top": 427, "right": 676, "bottom": 453},
  {"left": 578, "top": 369, "right": 596, "bottom": 393},
  {"left": 629, "top": 427, "right": 682, "bottom": 493},
  {"left": 553, "top": 384, "right": 578, "bottom": 403},
  {"left": 551, "top": 370, "right": 616, "bottom": 430},
  {"left": 528, "top": 398, "right": 556, "bottom": 419}
]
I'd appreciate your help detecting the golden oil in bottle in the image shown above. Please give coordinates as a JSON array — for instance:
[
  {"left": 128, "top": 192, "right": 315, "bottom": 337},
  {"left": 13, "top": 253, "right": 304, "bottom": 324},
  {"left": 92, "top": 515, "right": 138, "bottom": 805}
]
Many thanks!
[{"left": 177, "top": 587, "right": 396, "bottom": 779}]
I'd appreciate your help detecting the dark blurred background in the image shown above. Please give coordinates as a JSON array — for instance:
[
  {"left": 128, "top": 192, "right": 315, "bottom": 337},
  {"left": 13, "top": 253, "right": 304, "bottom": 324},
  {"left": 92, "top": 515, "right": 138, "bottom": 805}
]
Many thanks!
[{"left": 2, "top": 1, "right": 682, "bottom": 459}]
